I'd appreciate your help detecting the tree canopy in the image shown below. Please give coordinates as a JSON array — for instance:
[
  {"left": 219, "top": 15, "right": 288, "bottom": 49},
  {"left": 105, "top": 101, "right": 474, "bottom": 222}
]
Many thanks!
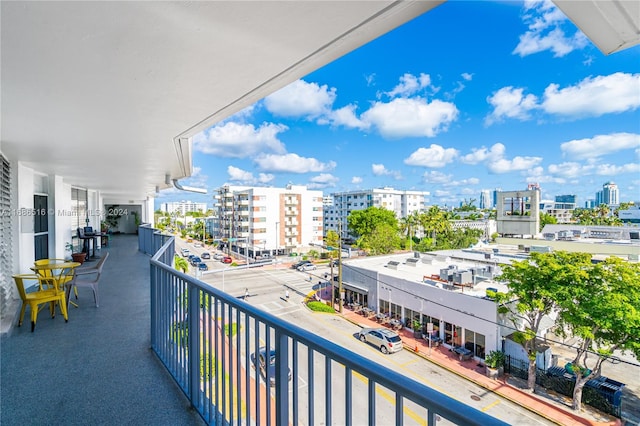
[{"left": 347, "top": 207, "right": 398, "bottom": 238}]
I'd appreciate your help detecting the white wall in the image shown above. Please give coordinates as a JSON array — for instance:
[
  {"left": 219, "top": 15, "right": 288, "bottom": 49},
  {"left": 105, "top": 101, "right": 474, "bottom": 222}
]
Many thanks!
[{"left": 17, "top": 163, "right": 35, "bottom": 274}]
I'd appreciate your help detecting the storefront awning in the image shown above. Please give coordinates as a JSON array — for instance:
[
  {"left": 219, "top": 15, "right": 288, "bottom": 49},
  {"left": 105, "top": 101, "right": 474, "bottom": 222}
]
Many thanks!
[{"left": 342, "top": 282, "right": 369, "bottom": 294}]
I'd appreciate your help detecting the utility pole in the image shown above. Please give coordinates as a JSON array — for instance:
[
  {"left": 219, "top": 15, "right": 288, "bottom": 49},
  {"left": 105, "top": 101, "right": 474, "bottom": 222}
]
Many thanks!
[{"left": 338, "top": 221, "right": 343, "bottom": 313}]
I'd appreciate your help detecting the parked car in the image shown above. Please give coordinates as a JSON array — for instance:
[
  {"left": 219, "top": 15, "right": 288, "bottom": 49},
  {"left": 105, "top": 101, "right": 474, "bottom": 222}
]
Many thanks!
[
  {"left": 193, "top": 242, "right": 202, "bottom": 248},
  {"left": 200, "top": 252, "right": 210, "bottom": 259},
  {"left": 291, "top": 260, "right": 312, "bottom": 269},
  {"left": 222, "top": 256, "right": 232, "bottom": 264},
  {"left": 252, "top": 347, "right": 292, "bottom": 386},
  {"left": 213, "top": 253, "right": 224, "bottom": 261},
  {"left": 357, "top": 328, "right": 403, "bottom": 354},
  {"left": 197, "top": 262, "right": 208, "bottom": 271},
  {"left": 297, "top": 263, "right": 317, "bottom": 272},
  {"left": 189, "top": 256, "right": 202, "bottom": 266},
  {"left": 330, "top": 259, "right": 339, "bottom": 268},
  {"left": 181, "top": 249, "right": 190, "bottom": 257}
]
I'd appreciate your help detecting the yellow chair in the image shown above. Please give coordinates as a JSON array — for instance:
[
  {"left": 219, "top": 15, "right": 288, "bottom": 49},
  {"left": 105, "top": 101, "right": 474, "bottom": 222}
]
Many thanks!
[
  {"left": 13, "top": 274, "right": 69, "bottom": 332},
  {"left": 34, "top": 259, "right": 74, "bottom": 289}
]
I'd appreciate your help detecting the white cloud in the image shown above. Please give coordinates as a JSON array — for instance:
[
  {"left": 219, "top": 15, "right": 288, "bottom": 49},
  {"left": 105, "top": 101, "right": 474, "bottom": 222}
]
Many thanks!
[
  {"left": 227, "top": 166, "right": 275, "bottom": 185},
  {"left": 448, "top": 177, "right": 480, "bottom": 187},
  {"left": 525, "top": 166, "right": 567, "bottom": 184},
  {"left": 372, "top": 164, "right": 402, "bottom": 180},
  {"left": 461, "top": 73, "right": 473, "bottom": 81},
  {"left": 595, "top": 163, "right": 640, "bottom": 176},
  {"left": 364, "top": 73, "right": 376, "bottom": 87},
  {"left": 422, "top": 170, "right": 451, "bottom": 184},
  {"left": 460, "top": 143, "right": 506, "bottom": 164},
  {"left": 514, "top": 1, "right": 588, "bottom": 57},
  {"left": 434, "top": 190, "right": 450, "bottom": 197},
  {"left": 307, "top": 173, "right": 340, "bottom": 189},
  {"left": 541, "top": 73, "right": 640, "bottom": 118},
  {"left": 485, "top": 87, "right": 538, "bottom": 125},
  {"left": 405, "top": 144, "right": 459, "bottom": 167},
  {"left": 548, "top": 162, "right": 593, "bottom": 179},
  {"left": 254, "top": 153, "right": 336, "bottom": 173},
  {"left": 351, "top": 176, "right": 363, "bottom": 184},
  {"left": 264, "top": 79, "right": 336, "bottom": 119},
  {"left": 227, "top": 166, "right": 254, "bottom": 182},
  {"left": 361, "top": 98, "right": 458, "bottom": 138},
  {"left": 323, "top": 104, "right": 368, "bottom": 130},
  {"left": 489, "top": 155, "right": 543, "bottom": 173},
  {"left": 193, "top": 122, "right": 287, "bottom": 158},
  {"left": 561, "top": 133, "right": 640, "bottom": 159},
  {"left": 387, "top": 73, "right": 432, "bottom": 98}
]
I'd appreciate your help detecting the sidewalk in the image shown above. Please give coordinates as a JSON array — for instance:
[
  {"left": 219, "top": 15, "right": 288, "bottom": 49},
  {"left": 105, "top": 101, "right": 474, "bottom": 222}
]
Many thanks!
[{"left": 340, "top": 308, "right": 621, "bottom": 426}]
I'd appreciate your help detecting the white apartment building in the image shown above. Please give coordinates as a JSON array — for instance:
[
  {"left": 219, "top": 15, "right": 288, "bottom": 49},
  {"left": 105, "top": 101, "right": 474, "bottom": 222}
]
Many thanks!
[
  {"left": 159, "top": 200, "right": 208, "bottom": 216},
  {"left": 214, "top": 184, "right": 323, "bottom": 257},
  {"left": 324, "top": 187, "right": 430, "bottom": 240}
]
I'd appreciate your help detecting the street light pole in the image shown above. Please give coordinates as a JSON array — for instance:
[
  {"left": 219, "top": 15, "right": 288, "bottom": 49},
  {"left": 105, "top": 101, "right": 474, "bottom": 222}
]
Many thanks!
[{"left": 338, "top": 222, "right": 343, "bottom": 313}]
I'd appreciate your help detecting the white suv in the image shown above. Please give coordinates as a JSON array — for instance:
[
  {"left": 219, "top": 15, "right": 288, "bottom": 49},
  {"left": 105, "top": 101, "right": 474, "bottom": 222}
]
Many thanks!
[{"left": 358, "top": 328, "right": 403, "bottom": 354}]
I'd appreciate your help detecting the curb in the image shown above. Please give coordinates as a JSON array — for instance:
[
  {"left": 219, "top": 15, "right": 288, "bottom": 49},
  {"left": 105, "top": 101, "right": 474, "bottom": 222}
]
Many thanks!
[{"left": 340, "top": 312, "right": 616, "bottom": 426}]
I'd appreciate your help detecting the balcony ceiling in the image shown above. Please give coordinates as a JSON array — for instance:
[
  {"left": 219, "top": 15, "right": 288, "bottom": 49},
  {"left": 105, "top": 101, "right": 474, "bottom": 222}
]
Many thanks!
[
  {"left": 2, "top": 1, "right": 637, "bottom": 201},
  {"left": 1, "top": 1, "right": 442, "bottom": 200}
]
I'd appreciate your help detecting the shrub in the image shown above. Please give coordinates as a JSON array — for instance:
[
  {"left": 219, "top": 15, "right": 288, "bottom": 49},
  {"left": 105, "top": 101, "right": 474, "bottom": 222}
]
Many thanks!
[
  {"left": 485, "top": 350, "right": 505, "bottom": 368},
  {"left": 307, "top": 301, "right": 335, "bottom": 313}
]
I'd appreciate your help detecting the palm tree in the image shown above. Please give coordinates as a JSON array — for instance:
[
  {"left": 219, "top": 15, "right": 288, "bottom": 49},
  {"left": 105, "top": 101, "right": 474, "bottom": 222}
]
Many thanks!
[
  {"left": 418, "top": 206, "right": 450, "bottom": 247},
  {"left": 398, "top": 211, "right": 420, "bottom": 251},
  {"left": 174, "top": 254, "right": 189, "bottom": 273}
]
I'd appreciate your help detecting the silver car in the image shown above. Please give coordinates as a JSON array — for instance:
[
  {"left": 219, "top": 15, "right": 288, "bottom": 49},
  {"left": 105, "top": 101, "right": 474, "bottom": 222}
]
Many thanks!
[{"left": 358, "top": 328, "right": 403, "bottom": 354}]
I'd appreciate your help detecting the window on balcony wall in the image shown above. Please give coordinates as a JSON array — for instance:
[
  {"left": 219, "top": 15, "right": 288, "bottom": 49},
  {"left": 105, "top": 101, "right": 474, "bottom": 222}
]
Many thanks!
[{"left": 71, "top": 188, "right": 88, "bottom": 234}]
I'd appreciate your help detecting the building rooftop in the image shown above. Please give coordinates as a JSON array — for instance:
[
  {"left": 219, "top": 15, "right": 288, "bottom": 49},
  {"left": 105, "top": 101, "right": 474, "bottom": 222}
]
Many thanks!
[{"left": 343, "top": 248, "right": 521, "bottom": 299}]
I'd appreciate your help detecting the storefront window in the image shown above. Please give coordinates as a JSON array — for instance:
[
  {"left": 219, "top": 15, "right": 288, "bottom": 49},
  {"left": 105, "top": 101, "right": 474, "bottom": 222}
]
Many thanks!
[{"left": 465, "top": 330, "right": 486, "bottom": 359}]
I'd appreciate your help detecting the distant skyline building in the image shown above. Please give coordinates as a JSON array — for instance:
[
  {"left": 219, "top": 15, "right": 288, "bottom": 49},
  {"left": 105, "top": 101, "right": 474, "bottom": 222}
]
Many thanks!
[
  {"left": 479, "top": 190, "right": 492, "bottom": 209},
  {"left": 159, "top": 200, "right": 208, "bottom": 215},
  {"left": 324, "top": 187, "right": 430, "bottom": 239},
  {"left": 492, "top": 188, "right": 502, "bottom": 209},
  {"left": 601, "top": 181, "right": 619, "bottom": 207}
]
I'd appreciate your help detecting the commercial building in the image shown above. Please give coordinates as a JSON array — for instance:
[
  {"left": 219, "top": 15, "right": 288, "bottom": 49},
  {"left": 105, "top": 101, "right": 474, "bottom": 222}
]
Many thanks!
[
  {"left": 339, "top": 249, "right": 519, "bottom": 361},
  {"left": 214, "top": 184, "right": 323, "bottom": 257},
  {"left": 324, "top": 187, "right": 430, "bottom": 240}
]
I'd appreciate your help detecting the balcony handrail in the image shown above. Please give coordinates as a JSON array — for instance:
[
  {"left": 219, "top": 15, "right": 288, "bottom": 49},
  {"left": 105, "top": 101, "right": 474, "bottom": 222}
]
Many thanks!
[{"left": 146, "top": 229, "right": 505, "bottom": 426}]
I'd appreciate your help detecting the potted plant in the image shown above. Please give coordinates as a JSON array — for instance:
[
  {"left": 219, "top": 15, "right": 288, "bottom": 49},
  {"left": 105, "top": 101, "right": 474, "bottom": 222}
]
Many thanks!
[
  {"left": 65, "top": 242, "right": 86, "bottom": 264},
  {"left": 412, "top": 319, "right": 422, "bottom": 338},
  {"left": 485, "top": 350, "right": 506, "bottom": 379}
]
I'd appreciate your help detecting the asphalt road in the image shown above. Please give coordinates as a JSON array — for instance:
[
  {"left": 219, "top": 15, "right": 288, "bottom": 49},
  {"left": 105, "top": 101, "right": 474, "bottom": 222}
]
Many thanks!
[{"left": 183, "top": 246, "right": 554, "bottom": 426}]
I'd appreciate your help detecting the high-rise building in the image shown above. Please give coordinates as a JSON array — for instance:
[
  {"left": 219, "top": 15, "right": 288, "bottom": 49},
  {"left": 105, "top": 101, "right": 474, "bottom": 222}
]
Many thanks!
[
  {"left": 492, "top": 188, "right": 502, "bottom": 209},
  {"left": 324, "top": 187, "right": 429, "bottom": 240},
  {"left": 601, "top": 182, "right": 619, "bottom": 206},
  {"left": 214, "top": 184, "right": 323, "bottom": 257},
  {"left": 479, "top": 190, "right": 492, "bottom": 209}
]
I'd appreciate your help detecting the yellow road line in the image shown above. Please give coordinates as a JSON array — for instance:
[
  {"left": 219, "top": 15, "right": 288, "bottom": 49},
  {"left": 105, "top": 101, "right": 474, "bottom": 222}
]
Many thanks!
[
  {"left": 481, "top": 399, "right": 501, "bottom": 412},
  {"left": 352, "top": 371, "right": 426, "bottom": 426}
]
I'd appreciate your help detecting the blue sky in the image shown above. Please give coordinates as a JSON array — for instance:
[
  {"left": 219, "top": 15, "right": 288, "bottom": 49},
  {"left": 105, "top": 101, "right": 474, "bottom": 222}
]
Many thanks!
[{"left": 158, "top": 0, "right": 640, "bottom": 210}]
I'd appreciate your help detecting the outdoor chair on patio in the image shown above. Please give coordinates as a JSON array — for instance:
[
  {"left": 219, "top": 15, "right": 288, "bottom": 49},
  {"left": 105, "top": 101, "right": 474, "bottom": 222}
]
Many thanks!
[
  {"left": 67, "top": 252, "right": 109, "bottom": 308},
  {"left": 13, "top": 274, "right": 68, "bottom": 332}
]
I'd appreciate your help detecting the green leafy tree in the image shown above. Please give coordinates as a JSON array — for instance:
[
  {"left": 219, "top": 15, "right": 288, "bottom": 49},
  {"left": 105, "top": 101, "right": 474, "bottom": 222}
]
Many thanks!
[
  {"left": 539, "top": 212, "right": 557, "bottom": 231},
  {"left": 418, "top": 206, "right": 450, "bottom": 247},
  {"left": 324, "top": 230, "right": 340, "bottom": 257},
  {"left": 557, "top": 257, "right": 640, "bottom": 412},
  {"left": 498, "top": 251, "right": 591, "bottom": 391},
  {"left": 348, "top": 207, "right": 398, "bottom": 239},
  {"left": 572, "top": 205, "right": 622, "bottom": 226},
  {"left": 357, "top": 223, "right": 401, "bottom": 255},
  {"left": 398, "top": 211, "right": 420, "bottom": 251},
  {"left": 174, "top": 254, "right": 189, "bottom": 273}
]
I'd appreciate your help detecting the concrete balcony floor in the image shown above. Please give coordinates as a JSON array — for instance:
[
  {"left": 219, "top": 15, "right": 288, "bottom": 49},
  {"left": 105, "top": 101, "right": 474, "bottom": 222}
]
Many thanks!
[{"left": 1, "top": 235, "right": 205, "bottom": 425}]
